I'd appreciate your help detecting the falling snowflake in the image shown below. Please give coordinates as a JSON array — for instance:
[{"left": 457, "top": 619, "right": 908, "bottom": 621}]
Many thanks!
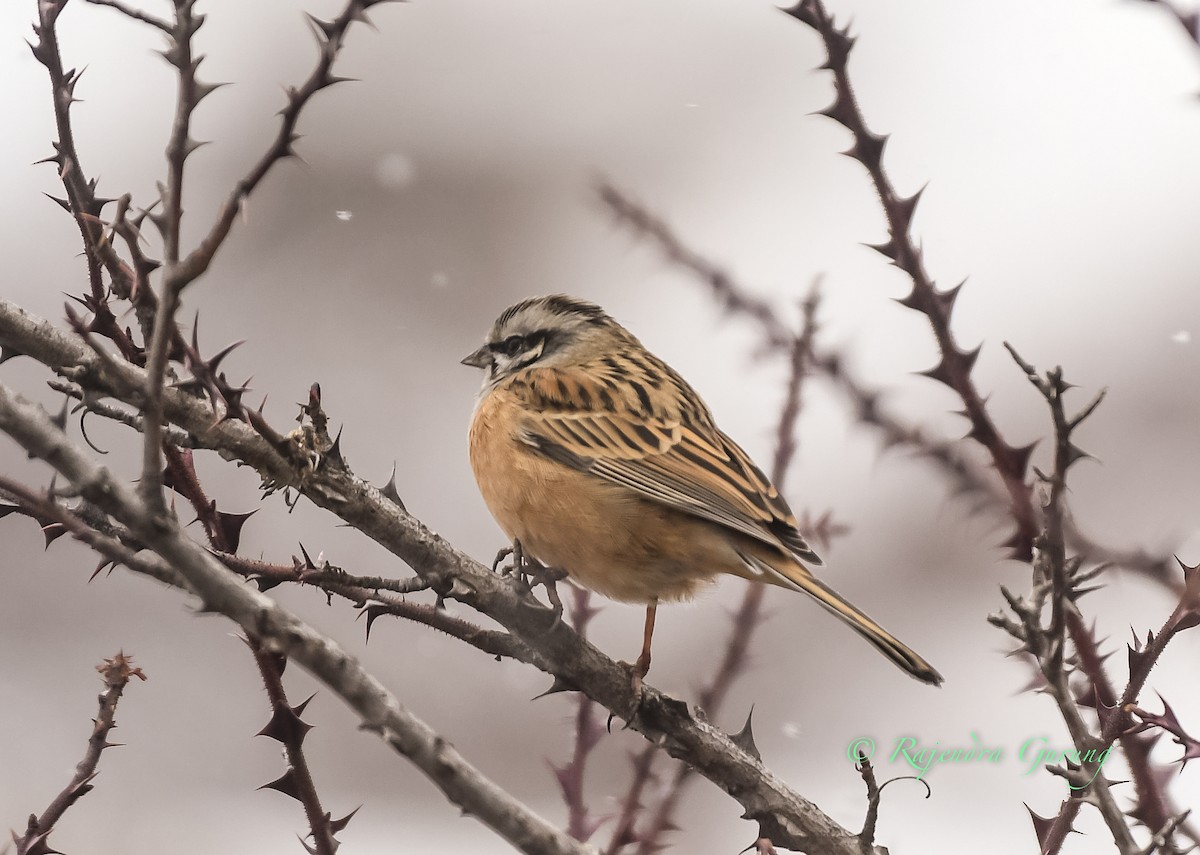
[
  {"left": 1171, "top": 330, "right": 1191, "bottom": 344},
  {"left": 335, "top": 210, "right": 353, "bottom": 221}
]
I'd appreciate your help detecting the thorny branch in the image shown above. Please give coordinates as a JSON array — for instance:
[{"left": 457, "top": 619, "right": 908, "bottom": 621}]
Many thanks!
[
  {"left": 991, "top": 349, "right": 1198, "bottom": 855},
  {"left": 785, "top": 0, "right": 1038, "bottom": 561},
  {"left": 13, "top": 653, "right": 145, "bottom": 855}
]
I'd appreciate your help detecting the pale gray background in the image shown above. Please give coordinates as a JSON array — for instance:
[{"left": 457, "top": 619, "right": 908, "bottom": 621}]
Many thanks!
[{"left": 3, "top": 0, "right": 1200, "bottom": 852}]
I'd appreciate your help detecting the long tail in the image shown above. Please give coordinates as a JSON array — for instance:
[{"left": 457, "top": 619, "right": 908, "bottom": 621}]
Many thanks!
[{"left": 738, "top": 549, "right": 944, "bottom": 686}]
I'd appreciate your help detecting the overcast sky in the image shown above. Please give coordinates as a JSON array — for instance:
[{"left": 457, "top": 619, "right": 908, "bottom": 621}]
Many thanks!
[{"left": 3, "top": 1, "right": 1200, "bottom": 853}]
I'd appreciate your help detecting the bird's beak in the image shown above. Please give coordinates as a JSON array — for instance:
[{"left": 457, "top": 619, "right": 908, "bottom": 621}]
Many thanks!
[{"left": 460, "top": 346, "right": 492, "bottom": 369}]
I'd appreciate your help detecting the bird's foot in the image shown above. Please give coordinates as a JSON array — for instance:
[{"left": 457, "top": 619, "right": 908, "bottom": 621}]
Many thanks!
[
  {"left": 523, "top": 562, "right": 567, "bottom": 631},
  {"left": 491, "top": 545, "right": 515, "bottom": 574},
  {"left": 495, "top": 540, "right": 566, "bottom": 630},
  {"left": 607, "top": 657, "right": 650, "bottom": 732}
]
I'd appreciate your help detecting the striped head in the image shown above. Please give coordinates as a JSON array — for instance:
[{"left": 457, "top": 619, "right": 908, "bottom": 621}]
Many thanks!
[{"left": 461, "top": 295, "right": 634, "bottom": 389}]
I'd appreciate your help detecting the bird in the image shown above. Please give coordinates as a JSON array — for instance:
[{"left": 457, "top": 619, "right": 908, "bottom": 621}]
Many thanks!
[{"left": 462, "top": 295, "right": 942, "bottom": 686}]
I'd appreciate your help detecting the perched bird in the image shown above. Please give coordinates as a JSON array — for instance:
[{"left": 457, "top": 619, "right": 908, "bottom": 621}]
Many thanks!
[{"left": 463, "top": 295, "right": 942, "bottom": 686}]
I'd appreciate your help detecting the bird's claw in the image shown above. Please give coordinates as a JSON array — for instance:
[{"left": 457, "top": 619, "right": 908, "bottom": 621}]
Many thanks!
[{"left": 607, "top": 659, "right": 648, "bottom": 732}]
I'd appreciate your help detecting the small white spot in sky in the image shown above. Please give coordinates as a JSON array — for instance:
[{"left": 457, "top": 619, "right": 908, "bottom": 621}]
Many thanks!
[
  {"left": 431, "top": 272, "right": 449, "bottom": 288},
  {"left": 335, "top": 210, "right": 353, "bottom": 221},
  {"left": 782, "top": 722, "right": 802, "bottom": 739},
  {"left": 1171, "top": 330, "right": 1191, "bottom": 344}
]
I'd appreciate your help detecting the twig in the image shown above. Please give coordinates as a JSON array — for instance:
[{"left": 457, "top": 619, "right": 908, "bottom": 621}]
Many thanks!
[
  {"left": 249, "top": 640, "right": 340, "bottom": 855},
  {"left": 13, "top": 653, "right": 145, "bottom": 855},
  {"left": 47, "top": 379, "right": 196, "bottom": 448},
  {"left": 855, "top": 751, "right": 882, "bottom": 852},
  {"left": 554, "top": 587, "right": 606, "bottom": 843},
  {"left": 83, "top": 0, "right": 171, "bottom": 33}
]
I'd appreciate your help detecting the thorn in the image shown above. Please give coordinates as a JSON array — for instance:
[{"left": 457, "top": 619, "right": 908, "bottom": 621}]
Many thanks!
[
  {"left": 891, "top": 184, "right": 926, "bottom": 235},
  {"left": 865, "top": 237, "right": 900, "bottom": 263},
  {"left": 292, "top": 692, "right": 317, "bottom": 718},
  {"left": 380, "top": 464, "right": 405, "bottom": 509},
  {"left": 156, "top": 44, "right": 186, "bottom": 69},
  {"left": 731, "top": 707, "right": 762, "bottom": 761},
  {"left": 51, "top": 397, "right": 69, "bottom": 430},
  {"left": 182, "top": 136, "right": 208, "bottom": 159},
  {"left": 814, "top": 89, "right": 854, "bottom": 128},
  {"left": 193, "top": 79, "right": 229, "bottom": 103},
  {"left": 304, "top": 12, "right": 339, "bottom": 42},
  {"left": 324, "top": 426, "right": 344, "bottom": 467},
  {"left": 89, "top": 559, "right": 116, "bottom": 581},
  {"left": 259, "top": 768, "right": 303, "bottom": 801},
  {"left": 42, "top": 522, "right": 68, "bottom": 549},
  {"left": 44, "top": 193, "right": 72, "bottom": 213},
  {"left": 842, "top": 130, "right": 888, "bottom": 167},
  {"left": 892, "top": 285, "right": 921, "bottom": 309},
  {"left": 330, "top": 806, "right": 361, "bottom": 834},
  {"left": 215, "top": 508, "right": 257, "bottom": 552},
  {"left": 256, "top": 703, "right": 314, "bottom": 745},
  {"left": 1064, "top": 443, "right": 1094, "bottom": 470},
  {"left": 531, "top": 675, "right": 579, "bottom": 700},
  {"left": 361, "top": 604, "right": 388, "bottom": 644},
  {"left": 936, "top": 279, "right": 967, "bottom": 317},
  {"left": 0, "top": 344, "right": 25, "bottom": 364}
]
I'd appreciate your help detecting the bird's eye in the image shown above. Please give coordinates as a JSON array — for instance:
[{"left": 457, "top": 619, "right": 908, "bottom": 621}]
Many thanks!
[{"left": 498, "top": 335, "right": 525, "bottom": 357}]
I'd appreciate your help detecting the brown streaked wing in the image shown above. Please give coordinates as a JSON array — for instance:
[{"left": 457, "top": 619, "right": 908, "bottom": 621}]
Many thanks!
[{"left": 510, "top": 366, "right": 821, "bottom": 563}]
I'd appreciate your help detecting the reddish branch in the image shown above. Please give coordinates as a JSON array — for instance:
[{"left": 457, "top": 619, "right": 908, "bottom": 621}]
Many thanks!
[
  {"left": 553, "top": 588, "right": 607, "bottom": 843},
  {"left": 785, "top": 0, "right": 1037, "bottom": 561},
  {"left": 13, "top": 653, "right": 145, "bottom": 855}
]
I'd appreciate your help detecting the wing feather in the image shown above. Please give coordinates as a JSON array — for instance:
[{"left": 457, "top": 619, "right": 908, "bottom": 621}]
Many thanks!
[{"left": 509, "top": 364, "right": 821, "bottom": 564}]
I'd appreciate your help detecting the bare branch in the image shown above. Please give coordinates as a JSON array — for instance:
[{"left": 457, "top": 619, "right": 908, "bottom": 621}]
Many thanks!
[
  {"left": 249, "top": 640, "right": 340, "bottom": 855},
  {"left": 83, "top": 0, "right": 172, "bottom": 33},
  {"left": 13, "top": 653, "right": 145, "bottom": 855}
]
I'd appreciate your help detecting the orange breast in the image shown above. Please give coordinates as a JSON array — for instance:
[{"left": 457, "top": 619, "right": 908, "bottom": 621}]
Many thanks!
[{"left": 468, "top": 387, "right": 738, "bottom": 603}]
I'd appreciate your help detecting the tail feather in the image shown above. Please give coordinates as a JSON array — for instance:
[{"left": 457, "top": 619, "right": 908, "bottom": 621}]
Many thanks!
[{"left": 738, "top": 549, "right": 943, "bottom": 686}]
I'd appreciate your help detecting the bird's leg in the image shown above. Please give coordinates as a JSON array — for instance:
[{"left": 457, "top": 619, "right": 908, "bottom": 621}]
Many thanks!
[
  {"left": 609, "top": 599, "right": 659, "bottom": 732},
  {"left": 634, "top": 600, "right": 657, "bottom": 682}
]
